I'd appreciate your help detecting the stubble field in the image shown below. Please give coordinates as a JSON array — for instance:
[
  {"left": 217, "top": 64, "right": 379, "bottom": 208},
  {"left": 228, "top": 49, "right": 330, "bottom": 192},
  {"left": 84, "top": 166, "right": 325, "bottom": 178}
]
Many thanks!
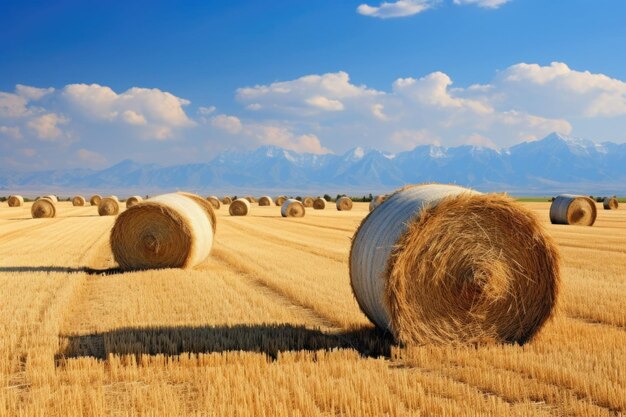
[{"left": 0, "top": 200, "right": 624, "bottom": 416}]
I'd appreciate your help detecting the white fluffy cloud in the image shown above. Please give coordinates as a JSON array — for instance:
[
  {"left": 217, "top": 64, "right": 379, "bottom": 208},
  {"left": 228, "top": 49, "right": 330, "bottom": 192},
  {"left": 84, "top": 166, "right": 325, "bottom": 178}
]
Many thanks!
[
  {"left": 358, "top": 0, "right": 510, "bottom": 18},
  {"left": 452, "top": 0, "right": 511, "bottom": 8},
  {"left": 15, "top": 84, "right": 55, "bottom": 101},
  {"left": 210, "top": 114, "right": 243, "bottom": 134},
  {"left": 243, "top": 124, "right": 332, "bottom": 154},
  {"left": 27, "top": 113, "right": 70, "bottom": 141}
]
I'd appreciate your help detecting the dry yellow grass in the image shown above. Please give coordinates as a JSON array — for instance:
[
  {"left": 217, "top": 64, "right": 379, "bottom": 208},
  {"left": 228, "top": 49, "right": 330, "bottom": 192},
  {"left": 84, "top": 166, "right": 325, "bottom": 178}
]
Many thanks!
[{"left": 0, "top": 200, "right": 624, "bottom": 416}]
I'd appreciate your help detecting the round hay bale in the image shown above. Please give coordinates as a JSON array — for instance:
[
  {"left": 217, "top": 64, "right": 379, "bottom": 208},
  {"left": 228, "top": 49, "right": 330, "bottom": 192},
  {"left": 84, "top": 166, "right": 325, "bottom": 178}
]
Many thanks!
[
  {"left": 72, "top": 195, "right": 86, "bottom": 206},
  {"left": 603, "top": 197, "right": 619, "bottom": 210},
  {"left": 258, "top": 196, "right": 273, "bottom": 206},
  {"left": 177, "top": 192, "right": 217, "bottom": 233},
  {"left": 336, "top": 196, "right": 353, "bottom": 211},
  {"left": 7, "top": 195, "right": 24, "bottom": 207},
  {"left": 229, "top": 198, "right": 250, "bottom": 216},
  {"left": 222, "top": 196, "right": 232, "bottom": 205},
  {"left": 350, "top": 184, "right": 560, "bottom": 345},
  {"left": 369, "top": 195, "right": 386, "bottom": 212},
  {"left": 274, "top": 196, "right": 287, "bottom": 206},
  {"left": 550, "top": 195, "right": 597, "bottom": 226},
  {"left": 110, "top": 193, "right": 214, "bottom": 270},
  {"left": 281, "top": 199, "right": 305, "bottom": 218},
  {"left": 302, "top": 196, "right": 314, "bottom": 208},
  {"left": 244, "top": 196, "right": 256, "bottom": 203},
  {"left": 98, "top": 196, "right": 120, "bottom": 216},
  {"left": 126, "top": 196, "right": 143, "bottom": 208},
  {"left": 313, "top": 197, "right": 326, "bottom": 210},
  {"left": 38, "top": 195, "right": 58, "bottom": 203},
  {"left": 207, "top": 196, "right": 221, "bottom": 210},
  {"left": 90, "top": 195, "right": 102, "bottom": 206},
  {"left": 31, "top": 197, "right": 56, "bottom": 218}
]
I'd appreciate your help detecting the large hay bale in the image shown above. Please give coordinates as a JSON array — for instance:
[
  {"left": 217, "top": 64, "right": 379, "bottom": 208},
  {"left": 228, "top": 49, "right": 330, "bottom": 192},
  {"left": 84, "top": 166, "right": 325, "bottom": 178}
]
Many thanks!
[
  {"left": 302, "top": 197, "right": 314, "bottom": 208},
  {"left": 90, "top": 195, "right": 102, "bottom": 206},
  {"left": 31, "top": 197, "right": 56, "bottom": 218},
  {"left": 98, "top": 196, "right": 120, "bottom": 216},
  {"left": 313, "top": 197, "right": 326, "bottom": 210},
  {"left": 274, "top": 196, "right": 287, "bottom": 206},
  {"left": 281, "top": 199, "right": 305, "bottom": 218},
  {"left": 72, "top": 195, "right": 86, "bottom": 206},
  {"left": 369, "top": 195, "right": 386, "bottom": 212},
  {"left": 38, "top": 195, "right": 58, "bottom": 203},
  {"left": 126, "top": 196, "right": 143, "bottom": 208},
  {"left": 350, "top": 184, "right": 560, "bottom": 345},
  {"left": 177, "top": 192, "right": 217, "bottom": 233},
  {"left": 258, "top": 196, "right": 273, "bottom": 206},
  {"left": 229, "top": 198, "right": 251, "bottom": 216},
  {"left": 207, "top": 196, "right": 221, "bottom": 210},
  {"left": 7, "top": 195, "right": 24, "bottom": 207},
  {"left": 222, "top": 196, "right": 232, "bottom": 205},
  {"left": 110, "top": 193, "right": 214, "bottom": 270},
  {"left": 336, "top": 196, "right": 353, "bottom": 211},
  {"left": 550, "top": 195, "right": 597, "bottom": 226},
  {"left": 603, "top": 197, "right": 619, "bottom": 210}
]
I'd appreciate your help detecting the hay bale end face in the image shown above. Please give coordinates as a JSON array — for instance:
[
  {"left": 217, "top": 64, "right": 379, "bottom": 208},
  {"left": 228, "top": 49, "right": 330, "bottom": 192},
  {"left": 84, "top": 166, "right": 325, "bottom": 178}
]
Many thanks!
[
  {"left": 98, "top": 196, "right": 120, "bottom": 216},
  {"left": 110, "top": 193, "right": 215, "bottom": 270},
  {"left": 7, "top": 195, "right": 24, "bottom": 207},
  {"left": 31, "top": 197, "right": 56, "bottom": 218},
  {"left": 313, "top": 197, "right": 326, "bottom": 210},
  {"left": 229, "top": 198, "right": 251, "bottom": 216},
  {"left": 302, "top": 197, "right": 314, "bottom": 207},
  {"left": 281, "top": 199, "right": 305, "bottom": 218},
  {"left": 603, "top": 197, "right": 619, "bottom": 210},
  {"left": 350, "top": 184, "right": 560, "bottom": 345},
  {"left": 207, "top": 196, "right": 221, "bottom": 210},
  {"left": 336, "top": 196, "right": 353, "bottom": 211},
  {"left": 126, "top": 196, "right": 143, "bottom": 208},
  {"left": 258, "top": 196, "right": 273, "bottom": 206},
  {"left": 72, "top": 195, "right": 86, "bottom": 206},
  {"left": 550, "top": 195, "right": 597, "bottom": 226},
  {"left": 274, "top": 196, "right": 287, "bottom": 206},
  {"left": 222, "top": 196, "right": 232, "bottom": 205},
  {"left": 90, "top": 195, "right": 102, "bottom": 206},
  {"left": 369, "top": 195, "right": 386, "bottom": 212}
]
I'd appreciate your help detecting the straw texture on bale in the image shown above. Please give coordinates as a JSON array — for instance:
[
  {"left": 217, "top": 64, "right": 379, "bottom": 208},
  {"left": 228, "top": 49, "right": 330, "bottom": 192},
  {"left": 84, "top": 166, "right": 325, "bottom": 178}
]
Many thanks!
[
  {"left": 229, "top": 198, "right": 251, "bottom": 216},
  {"left": 31, "top": 197, "right": 56, "bottom": 218},
  {"left": 258, "top": 196, "right": 273, "bottom": 206},
  {"left": 126, "top": 196, "right": 143, "bottom": 208},
  {"left": 603, "top": 197, "right": 619, "bottom": 210},
  {"left": 72, "top": 195, "right": 86, "bottom": 206},
  {"left": 313, "top": 197, "right": 326, "bottom": 210},
  {"left": 350, "top": 183, "right": 560, "bottom": 345},
  {"left": 550, "top": 195, "right": 597, "bottom": 226},
  {"left": 176, "top": 192, "right": 217, "bottom": 234},
  {"left": 90, "top": 195, "right": 102, "bottom": 206},
  {"left": 38, "top": 195, "right": 58, "bottom": 203},
  {"left": 110, "top": 193, "right": 214, "bottom": 270},
  {"left": 7, "top": 195, "right": 24, "bottom": 207},
  {"left": 336, "top": 196, "right": 353, "bottom": 211},
  {"left": 207, "top": 196, "right": 221, "bottom": 210},
  {"left": 275, "top": 196, "right": 287, "bottom": 206},
  {"left": 244, "top": 196, "right": 256, "bottom": 203},
  {"left": 221, "top": 196, "right": 232, "bottom": 205},
  {"left": 98, "top": 196, "right": 120, "bottom": 216},
  {"left": 302, "top": 197, "right": 314, "bottom": 208},
  {"left": 281, "top": 199, "right": 305, "bottom": 218},
  {"left": 369, "top": 195, "right": 386, "bottom": 212}
]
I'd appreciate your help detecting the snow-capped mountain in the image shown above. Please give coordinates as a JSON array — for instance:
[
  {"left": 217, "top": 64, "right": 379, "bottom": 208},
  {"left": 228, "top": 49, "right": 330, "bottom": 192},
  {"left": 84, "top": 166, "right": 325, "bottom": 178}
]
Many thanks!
[{"left": 2, "top": 133, "right": 626, "bottom": 195}]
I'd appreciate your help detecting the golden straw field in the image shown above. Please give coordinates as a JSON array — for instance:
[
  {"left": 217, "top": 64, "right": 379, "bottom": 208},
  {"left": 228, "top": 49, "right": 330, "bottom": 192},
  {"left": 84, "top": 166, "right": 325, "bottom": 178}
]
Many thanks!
[{"left": 0, "top": 200, "right": 624, "bottom": 416}]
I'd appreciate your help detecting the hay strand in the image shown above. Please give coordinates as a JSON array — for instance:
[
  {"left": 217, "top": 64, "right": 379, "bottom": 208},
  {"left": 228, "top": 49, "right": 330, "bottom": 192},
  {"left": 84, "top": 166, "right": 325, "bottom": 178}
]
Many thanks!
[
  {"left": 229, "top": 198, "right": 250, "bottom": 216},
  {"left": 72, "top": 195, "right": 86, "bottom": 206},
  {"left": 7, "top": 195, "right": 24, "bottom": 207},
  {"left": 31, "top": 197, "right": 56, "bottom": 218},
  {"left": 350, "top": 183, "right": 560, "bottom": 345},
  {"left": 313, "top": 197, "right": 326, "bottom": 210},
  {"left": 98, "top": 196, "right": 120, "bottom": 216},
  {"left": 550, "top": 195, "right": 597, "bottom": 226},
  {"left": 110, "top": 193, "right": 214, "bottom": 270},
  {"left": 603, "top": 197, "right": 619, "bottom": 210},
  {"left": 281, "top": 199, "right": 305, "bottom": 218},
  {"left": 126, "top": 196, "right": 143, "bottom": 208},
  {"left": 336, "top": 196, "right": 353, "bottom": 211},
  {"left": 258, "top": 196, "right": 273, "bottom": 206},
  {"left": 207, "top": 196, "right": 221, "bottom": 210},
  {"left": 90, "top": 195, "right": 102, "bottom": 206}
]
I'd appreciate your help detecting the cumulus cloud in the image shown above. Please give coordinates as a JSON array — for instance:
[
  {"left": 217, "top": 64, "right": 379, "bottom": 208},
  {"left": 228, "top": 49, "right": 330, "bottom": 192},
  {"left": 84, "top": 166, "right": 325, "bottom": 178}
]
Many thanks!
[
  {"left": 243, "top": 124, "right": 332, "bottom": 154},
  {"left": 27, "top": 113, "right": 70, "bottom": 141},
  {"left": 198, "top": 106, "right": 216, "bottom": 115},
  {"left": 357, "top": 0, "right": 435, "bottom": 18},
  {"left": 0, "top": 92, "right": 30, "bottom": 118},
  {"left": 452, "top": 0, "right": 511, "bottom": 8},
  {"left": 210, "top": 114, "right": 243, "bottom": 134},
  {"left": 15, "top": 84, "right": 55, "bottom": 101}
]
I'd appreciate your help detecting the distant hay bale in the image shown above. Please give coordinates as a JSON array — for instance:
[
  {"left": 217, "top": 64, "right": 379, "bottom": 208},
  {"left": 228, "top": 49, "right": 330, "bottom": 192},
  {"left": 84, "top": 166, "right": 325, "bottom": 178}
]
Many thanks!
[
  {"left": 229, "top": 198, "right": 251, "bottom": 216},
  {"left": 72, "top": 195, "right": 86, "bottom": 206},
  {"left": 98, "top": 196, "right": 120, "bottom": 216},
  {"left": 31, "top": 197, "right": 56, "bottom": 218},
  {"left": 302, "top": 197, "right": 314, "bottom": 207},
  {"left": 258, "top": 196, "right": 273, "bottom": 206},
  {"left": 110, "top": 193, "right": 215, "bottom": 270},
  {"left": 281, "top": 199, "right": 305, "bottom": 218},
  {"left": 336, "top": 196, "right": 353, "bottom": 211},
  {"left": 38, "top": 195, "right": 58, "bottom": 203},
  {"left": 603, "top": 197, "right": 619, "bottom": 210},
  {"left": 244, "top": 196, "right": 256, "bottom": 203},
  {"left": 313, "top": 197, "right": 326, "bottom": 210},
  {"left": 350, "top": 183, "right": 560, "bottom": 345},
  {"left": 89, "top": 195, "right": 102, "bottom": 206},
  {"left": 126, "top": 196, "right": 143, "bottom": 208},
  {"left": 222, "top": 196, "right": 232, "bottom": 205},
  {"left": 550, "top": 195, "right": 597, "bottom": 226},
  {"left": 7, "top": 195, "right": 24, "bottom": 207},
  {"left": 369, "top": 195, "right": 386, "bottom": 211},
  {"left": 275, "top": 196, "right": 287, "bottom": 206},
  {"left": 207, "top": 196, "right": 221, "bottom": 210}
]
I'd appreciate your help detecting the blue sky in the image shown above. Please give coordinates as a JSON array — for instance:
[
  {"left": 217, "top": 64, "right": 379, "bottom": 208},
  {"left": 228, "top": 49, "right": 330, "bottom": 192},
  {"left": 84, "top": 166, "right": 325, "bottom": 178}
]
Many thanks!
[{"left": 2, "top": 0, "right": 626, "bottom": 170}]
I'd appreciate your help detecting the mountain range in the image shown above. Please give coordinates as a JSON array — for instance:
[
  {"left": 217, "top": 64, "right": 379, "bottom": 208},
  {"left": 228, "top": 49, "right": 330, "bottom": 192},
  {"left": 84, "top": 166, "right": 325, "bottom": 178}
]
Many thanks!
[{"left": 2, "top": 133, "right": 625, "bottom": 196}]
